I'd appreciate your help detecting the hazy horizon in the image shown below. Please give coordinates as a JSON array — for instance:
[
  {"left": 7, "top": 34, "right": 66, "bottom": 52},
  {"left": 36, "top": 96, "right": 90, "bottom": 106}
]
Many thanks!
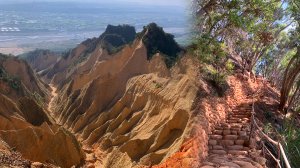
[
  {"left": 0, "top": 0, "right": 188, "bottom": 7},
  {"left": 0, "top": 0, "right": 191, "bottom": 55}
]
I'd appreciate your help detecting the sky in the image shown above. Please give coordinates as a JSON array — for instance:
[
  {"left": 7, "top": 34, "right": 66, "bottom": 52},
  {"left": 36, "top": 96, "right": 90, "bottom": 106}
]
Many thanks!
[{"left": 0, "top": 0, "right": 187, "bottom": 7}]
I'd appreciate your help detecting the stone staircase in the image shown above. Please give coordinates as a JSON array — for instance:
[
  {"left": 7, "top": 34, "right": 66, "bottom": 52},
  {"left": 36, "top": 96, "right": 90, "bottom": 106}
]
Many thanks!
[{"left": 200, "top": 103, "right": 266, "bottom": 168}]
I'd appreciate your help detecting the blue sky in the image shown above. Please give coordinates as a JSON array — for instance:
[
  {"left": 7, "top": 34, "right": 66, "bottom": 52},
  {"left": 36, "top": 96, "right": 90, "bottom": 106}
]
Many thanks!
[{"left": 0, "top": 0, "right": 188, "bottom": 7}]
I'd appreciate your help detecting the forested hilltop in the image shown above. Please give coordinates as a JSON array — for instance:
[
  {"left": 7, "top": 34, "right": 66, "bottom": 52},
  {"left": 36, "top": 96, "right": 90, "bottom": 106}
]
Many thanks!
[{"left": 192, "top": 0, "right": 300, "bottom": 166}]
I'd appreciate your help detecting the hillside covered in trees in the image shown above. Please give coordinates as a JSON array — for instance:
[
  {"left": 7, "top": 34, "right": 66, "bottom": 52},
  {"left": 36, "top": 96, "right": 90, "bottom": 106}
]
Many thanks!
[{"left": 192, "top": 0, "right": 300, "bottom": 166}]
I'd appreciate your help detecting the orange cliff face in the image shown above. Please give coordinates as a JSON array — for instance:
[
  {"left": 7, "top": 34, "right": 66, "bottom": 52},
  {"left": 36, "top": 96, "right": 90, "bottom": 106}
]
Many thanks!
[
  {"left": 31, "top": 24, "right": 205, "bottom": 167},
  {"left": 50, "top": 40, "right": 201, "bottom": 167},
  {"left": 0, "top": 23, "right": 270, "bottom": 168},
  {"left": 0, "top": 54, "right": 85, "bottom": 168}
]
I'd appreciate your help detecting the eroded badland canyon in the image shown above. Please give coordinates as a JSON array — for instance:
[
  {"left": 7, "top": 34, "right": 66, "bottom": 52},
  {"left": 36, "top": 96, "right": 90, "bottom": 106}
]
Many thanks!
[{"left": 0, "top": 23, "right": 293, "bottom": 168}]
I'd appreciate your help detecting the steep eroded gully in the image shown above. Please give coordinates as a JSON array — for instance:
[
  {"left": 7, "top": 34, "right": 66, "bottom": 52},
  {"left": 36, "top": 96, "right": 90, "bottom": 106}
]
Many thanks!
[
  {"left": 46, "top": 84, "right": 101, "bottom": 166},
  {"left": 48, "top": 84, "right": 58, "bottom": 115}
]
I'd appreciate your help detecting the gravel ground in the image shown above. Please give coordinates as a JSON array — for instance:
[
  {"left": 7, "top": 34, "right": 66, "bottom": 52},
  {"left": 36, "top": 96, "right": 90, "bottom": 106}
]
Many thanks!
[{"left": 0, "top": 151, "right": 31, "bottom": 168}]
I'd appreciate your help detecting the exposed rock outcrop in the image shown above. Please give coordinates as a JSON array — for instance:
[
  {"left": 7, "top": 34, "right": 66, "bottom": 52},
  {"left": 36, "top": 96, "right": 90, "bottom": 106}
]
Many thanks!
[
  {"left": 0, "top": 23, "right": 269, "bottom": 168},
  {"left": 0, "top": 54, "right": 85, "bottom": 168},
  {"left": 138, "top": 23, "right": 182, "bottom": 67},
  {"left": 45, "top": 23, "right": 181, "bottom": 87},
  {"left": 34, "top": 24, "right": 197, "bottom": 167},
  {"left": 0, "top": 54, "right": 48, "bottom": 101},
  {"left": 19, "top": 49, "right": 60, "bottom": 74},
  {"left": 52, "top": 42, "right": 198, "bottom": 167}
]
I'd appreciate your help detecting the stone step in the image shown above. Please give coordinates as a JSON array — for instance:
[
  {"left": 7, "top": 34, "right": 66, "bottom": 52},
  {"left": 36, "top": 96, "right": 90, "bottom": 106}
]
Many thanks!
[
  {"left": 228, "top": 117, "right": 250, "bottom": 120},
  {"left": 227, "top": 145, "right": 244, "bottom": 150},
  {"left": 232, "top": 109, "right": 252, "bottom": 111},
  {"left": 214, "top": 126, "right": 248, "bottom": 132},
  {"left": 227, "top": 119, "right": 250, "bottom": 123},
  {"left": 219, "top": 140, "right": 235, "bottom": 146},
  {"left": 243, "top": 147, "right": 250, "bottom": 151},
  {"left": 234, "top": 106, "right": 252, "bottom": 108},
  {"left": 227, "top": 123, "right": 247, "bottom": 126},
  {"left": 227, "top": 122, "right": 250, "bottom": 125},
  {"left": 238, "top": 135, "right": 250, "bottom": 141},
  {"left": 222, "top": 130, "right": 231, "bottom": 135},
  {"left": 213, "top": 130, "right": 250, "bottom": 136},
  {"left": 238, "top": 131, "right": 247, "bottom": 136},
  {"left": 235, "top": 139, "right": 246, "bottom": 145},
  {"left": 211, "top": 145, "right": 224, "bottom": 150},
  {"left": 213, "top": 130, "right": 223, "bottom": 135},
  {"left": 231, "top": 130, "right": 238, "bottom": 135},
  {"left": 209, "top": 135, "right": 223, "bottom": 140},
  {"left": 228, "top": 117, "right": 250, "bottom": 121},
  {"left": 229, "top": 114, "right": 251, "bottom": 117},
  {"left": 228, "top": 117, "right": 251, "bottom": 120},
  {"left": 227, "top": 120, "right": 246, "bottom": 124},
  {"left": 224, "top": 135, "right": 239, "bottom": 140},
  {"left": 230, "top": 112, "right": 251, "bottom": 114},
  {"left": 211, "top": 137, "right": 250, "bottom": 144},
  {"left": 228, "top": 150, "right": 248, "bottom": 155},
  {"left": 218, "top": 123, "right": 245, "bottom": 128},
  {"left": 208, "top": 140, "right": 217, "bottom": 146},
  {"left": 230, "top": 111, "right": 252, "bottom": 115},
  {"left": 215, "top": 126, "right": 225, "bottom": 130},
  {"left": 230, "top": 114, "right": 251, "bottom": 117},
  {"left": 227, "top": 118, "right": 242, "bottom": 122},
  {"left": 209, "top": 149, "right": 227, "bottom": 155},
  {"left": 219, "top": 123, "right": 231, "bottom": 127},
  {"left": 206, "top": 104, "right": 254, "bottom": 160}
]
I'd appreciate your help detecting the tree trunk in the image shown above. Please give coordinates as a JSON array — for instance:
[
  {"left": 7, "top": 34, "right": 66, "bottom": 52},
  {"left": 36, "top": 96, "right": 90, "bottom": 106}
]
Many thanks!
[
  {"left": 279, "top": 48, "right": 300, "bottom": 110},
  {"left": 287, "top": 83, "right": 300, "bottom": 111}
]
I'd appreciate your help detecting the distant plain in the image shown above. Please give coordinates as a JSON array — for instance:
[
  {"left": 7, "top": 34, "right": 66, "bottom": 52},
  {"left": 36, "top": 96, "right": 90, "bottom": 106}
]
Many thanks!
[{"left": 0, "top": 2, "right": 191, "bottom": 55}]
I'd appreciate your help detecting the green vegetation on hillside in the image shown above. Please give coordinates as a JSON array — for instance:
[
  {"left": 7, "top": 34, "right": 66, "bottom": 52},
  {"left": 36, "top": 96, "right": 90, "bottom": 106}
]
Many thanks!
[
  {"left": 0, "top": 54, "right": 21, "bottom": 90},
  {"left": 138, "top": 23, "right": 182, "bottom": 68},
  {"left": 281, "top": 119, "right": 300, "bottom": 168},
  {"left": 82, "top": 24, "right": 136, "bottom": 55},
  {"left": 65, "top": 23, "right": 182, "bottom": 69},
  {"left": 192, "top": 0, "right": 300, "bottom": 112},
  {"left": 192, "top": 0, "right": 300, "bottom": 165},
  {"left": 0, "top": 68, "right": 21, "bottom": 90}
]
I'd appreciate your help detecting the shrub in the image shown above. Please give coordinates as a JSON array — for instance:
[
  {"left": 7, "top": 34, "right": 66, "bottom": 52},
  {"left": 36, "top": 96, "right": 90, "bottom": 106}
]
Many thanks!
[
  {"left": 192, "top": 34, "right": 233, "bottom": 96},
  {"left": 225, "top": 60, "right": 235, "bottom": 73},
  {"left": 263, "top": 122, "right": 273, "bottom": 133},
  {"left": 8, "top": 77, "right": 21, "bottom": 90},
  {"left": 138, "top": 23, "right": 182, "bottom": 68},
  {"left": 193, "top": 35, "right": 227, "bottom": 65},
  {"left": 155, "top": 83, "right": 163, "bottom": 89},
  {"left": 280, "top": 119, "right": 300, "bottom": 167},
  {"left": 0, "top": 67, "right": 21, "bottom": 90},
  {"left": 203, "top": 66, "right": 229, "bottom": 96},
  {"left": 264, "top": 111, "right": 273, "bottom": 120}
]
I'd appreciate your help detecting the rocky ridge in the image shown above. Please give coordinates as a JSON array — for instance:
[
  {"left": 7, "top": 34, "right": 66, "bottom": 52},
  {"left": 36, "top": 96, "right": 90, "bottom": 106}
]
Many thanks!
[
  {"left": 0, "top": 23, "right": 269, "bottom": 168},
  {"left": 47, "top": 24, "right": 196, "bottom": 167}
]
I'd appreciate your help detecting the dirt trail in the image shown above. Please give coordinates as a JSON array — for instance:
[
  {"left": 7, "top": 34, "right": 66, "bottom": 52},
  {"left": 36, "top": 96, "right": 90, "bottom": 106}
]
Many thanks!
[{"left": 47, "top": 84, "right": 58, "bottom": 115}]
